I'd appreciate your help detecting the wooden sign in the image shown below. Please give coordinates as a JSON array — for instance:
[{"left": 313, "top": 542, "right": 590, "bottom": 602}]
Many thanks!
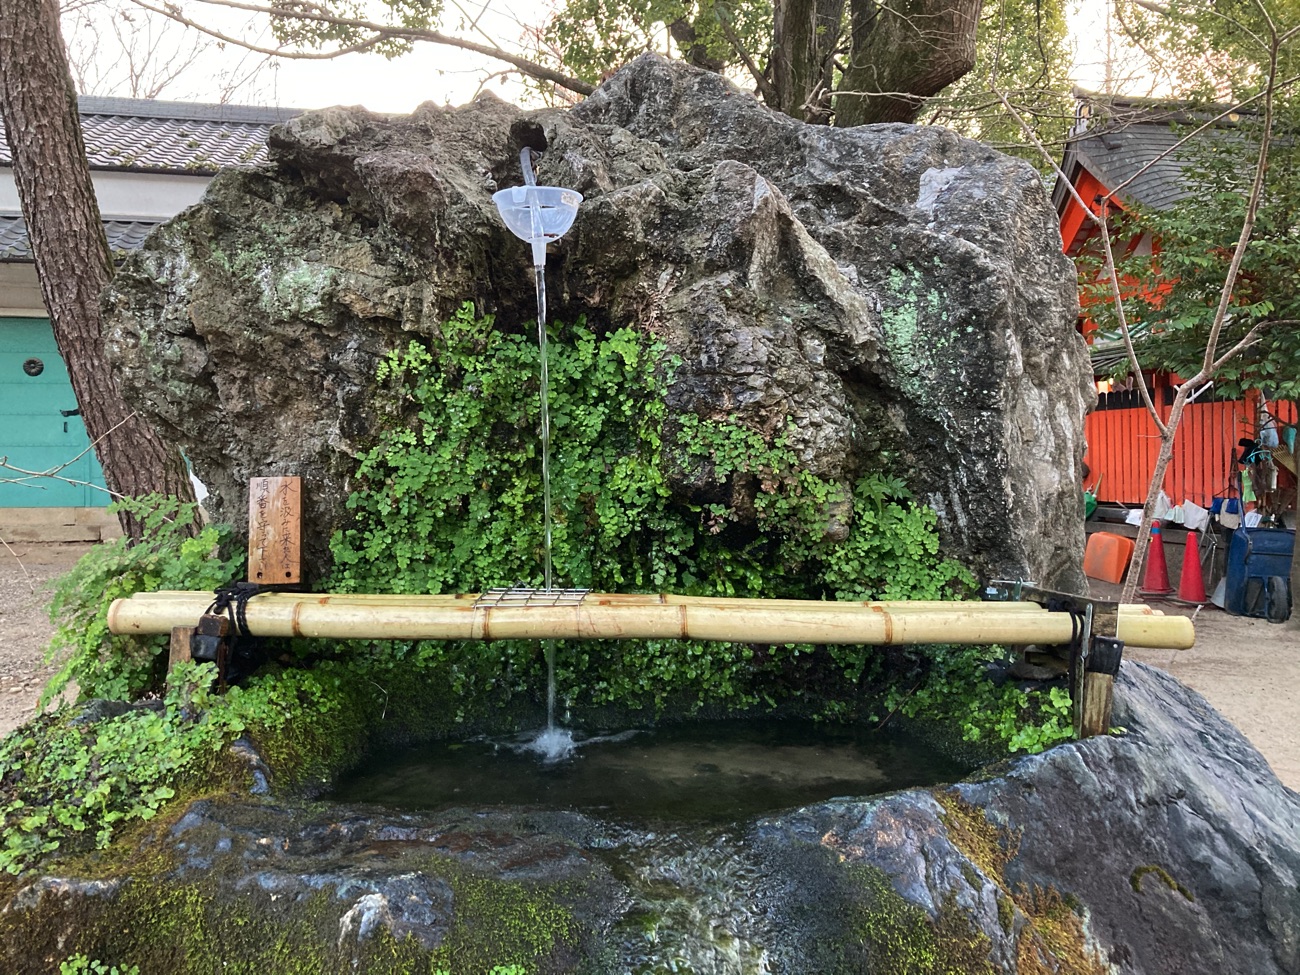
[{"left": 248, "top": 476, "right": 301, "bottom": 585}]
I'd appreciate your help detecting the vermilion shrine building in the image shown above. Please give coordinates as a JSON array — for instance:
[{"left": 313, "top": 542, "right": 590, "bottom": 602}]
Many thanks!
[{"left": 1052, "top": 93, "right": 1296, "bottom": 515}]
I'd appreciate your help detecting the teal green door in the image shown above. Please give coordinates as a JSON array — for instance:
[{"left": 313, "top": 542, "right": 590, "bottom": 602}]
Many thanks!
[{"left": 0, "top": 317, "right": 108, "bottom": 507}]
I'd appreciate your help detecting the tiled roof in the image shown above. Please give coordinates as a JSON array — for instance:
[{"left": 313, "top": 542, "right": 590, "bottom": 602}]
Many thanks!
[
  {"left": 1067, "top": 115, "right": 1196, "bottom": 212},
  {"left": 0, "top": 214, "right": 158, "bottom": 261},
  {"left": 0, "top": 95, "right": 300, "bottom": 175},
  {"left": 1052, "top": 92, "right": 1253, "bottom": 232}
]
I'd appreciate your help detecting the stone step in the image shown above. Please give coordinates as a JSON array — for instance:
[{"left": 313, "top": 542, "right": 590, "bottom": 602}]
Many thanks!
[{"left": 0, "top": 523, "right": 106, "bottom": 544}]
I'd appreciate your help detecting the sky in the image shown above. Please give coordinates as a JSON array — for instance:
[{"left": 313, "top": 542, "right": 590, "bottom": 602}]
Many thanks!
[
  {"left": 63, "top": 0, "right": 559, "bottom": 111},
  {"left": 63, "top": 0, "right": 1140, "bottom": 114},
  {"left": 245, "top": 0, "right": 552, "bottom": 112}
]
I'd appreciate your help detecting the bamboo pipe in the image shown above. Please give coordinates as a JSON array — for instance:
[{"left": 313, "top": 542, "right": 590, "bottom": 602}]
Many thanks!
[
  {"left": 137, "top": 590, "right": 1169, "bottom": 615},
  {"left": 138, "top": 591, "right": 1047, "bottom": 611},
  {"left": 108, "top": 592, "right": 1195, "bottom": 649}
]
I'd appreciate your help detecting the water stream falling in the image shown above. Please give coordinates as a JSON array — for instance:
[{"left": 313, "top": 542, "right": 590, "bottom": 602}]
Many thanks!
[
  {"left": 492, "top": 149, "right": 582, "bottom": 744},
  {"left": 535, "top": 264, "right": 554, "bottom": 595},
  {"left": 534, "top": 259, "right": 560, "bottom": 734}
]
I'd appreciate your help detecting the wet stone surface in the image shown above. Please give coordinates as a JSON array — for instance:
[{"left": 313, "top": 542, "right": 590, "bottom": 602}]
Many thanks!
[{"left": 3, "top": 665, "right": 1298, "bottom": 973}]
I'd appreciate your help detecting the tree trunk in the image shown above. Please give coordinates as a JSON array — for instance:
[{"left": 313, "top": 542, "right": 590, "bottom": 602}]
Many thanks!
[
  {"left": 835, "top": 0, "right": 982, "bottom": 127},
  {"left": 0, "top": 0, "right": 196, "bottom": 538},
  {"left": 1120, "top": 416, "right": 1178, "bottom": 606},
  {"left": 771, "top": 0, "right": 846, "bottom": 123},
  {"left": 667, "top": 17, "right": 728, "bottom": 73}
]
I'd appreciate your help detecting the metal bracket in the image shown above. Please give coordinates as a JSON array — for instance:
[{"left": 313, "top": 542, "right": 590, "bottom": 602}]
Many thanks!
[
  {"left": 983, "top": 580, "right": 1122, "bottom": 634},
  {"left": 983, "top": 579, "right": 1124, "bottom": 738}
]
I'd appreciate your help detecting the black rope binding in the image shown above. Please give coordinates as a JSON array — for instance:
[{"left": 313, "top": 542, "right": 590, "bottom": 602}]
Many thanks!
[
  {"left": 206, "top": 581, "right": 265, "bottom": 639},
  {"left": 1042, "top": 596, "right": 1086, "bottom": 648},
  {"left": 199, "top": 582, "right": 268, "bottom": 686}
]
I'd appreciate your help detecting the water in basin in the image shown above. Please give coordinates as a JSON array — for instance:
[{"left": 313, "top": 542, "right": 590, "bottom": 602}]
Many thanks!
[{"left": 330, "top": 719, "right": 968, "bottom": 825}]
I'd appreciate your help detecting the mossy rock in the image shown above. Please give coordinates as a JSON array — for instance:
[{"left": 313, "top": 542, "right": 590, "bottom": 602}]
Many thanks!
[{"left": 0, "top": 798, "right": 615, "bottom": 975}]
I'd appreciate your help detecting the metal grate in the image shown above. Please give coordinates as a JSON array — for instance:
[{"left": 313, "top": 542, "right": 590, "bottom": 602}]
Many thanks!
[{"left": 473, "top": 585, "right": 590, "bottom": 608}]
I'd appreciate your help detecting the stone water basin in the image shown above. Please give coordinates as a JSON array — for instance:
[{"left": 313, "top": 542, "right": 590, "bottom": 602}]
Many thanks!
[{"left": 328, "top": 719, "right": 969, "bottom": 826}]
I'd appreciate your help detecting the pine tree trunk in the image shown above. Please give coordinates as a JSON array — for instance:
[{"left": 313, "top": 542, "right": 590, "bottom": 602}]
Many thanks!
[
  {"left": 0, "top": 0, "right": 196, "bottom": 539},
  {"left": 835, "top": 0, "right": 982, "bottom": 126}
]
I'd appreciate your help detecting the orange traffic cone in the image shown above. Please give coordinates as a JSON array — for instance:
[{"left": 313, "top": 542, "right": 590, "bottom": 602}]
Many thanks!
[
  {"left": 1139, "top": 520, "right": 1174, "bottom": 596},
  {"left": 1174, "top": 528, "right": 1208, "bottom": 605}
]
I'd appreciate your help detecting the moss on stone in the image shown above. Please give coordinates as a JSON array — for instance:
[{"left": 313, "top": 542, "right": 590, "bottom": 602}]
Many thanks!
[
  {"left": 842, "top": 863, "right": 995, "bottom": 974},
  {"left": 1013, "top": 886, "right": 1110, "bottom": 975},
  {"left": 933, "top": 789, "right": 1016, "bottom": 882},
  {"left": 1130, "top": 864, "right": 1194, "bottom": 902},
  {"left": 434, "top": 869, "right": 582, "bottom": 972},
  {"left": 934, "top": 789, "right": 1109, "bottom": 975},
  {"left": 0, "top": 834, "right": 587, "bottom": 975},
  {"left": 996, "top": 892, "right": 1015, "bottom": 935},
  {"left": 880, "top": 267, "right": 925, "bottom": 400},
  {"left": 879, "top": 265, "right": 954, "bottom": 406}
]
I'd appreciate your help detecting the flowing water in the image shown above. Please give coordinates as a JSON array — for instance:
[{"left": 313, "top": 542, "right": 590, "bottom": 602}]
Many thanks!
[
  {"left": 480, "top": 163, "right": 959, "bottom": 972},
  {"left": 331, "top": 720, "right": 969, "bottom": 973},
  {"left": 533, "top": 264, "right": 564, "bottom": 738},
  {"left": 534, "top": 265, "right": 554, "bottom": 595}
]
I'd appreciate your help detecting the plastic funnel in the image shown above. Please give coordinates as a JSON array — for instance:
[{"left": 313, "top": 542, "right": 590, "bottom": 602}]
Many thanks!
[{"left": 492, "top": 185, "right": 582, "bottom": 267}]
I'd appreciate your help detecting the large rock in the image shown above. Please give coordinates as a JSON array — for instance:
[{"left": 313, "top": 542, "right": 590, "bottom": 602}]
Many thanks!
[
  {"left": 4, "top": 665, "right": 1296, "bottom": 972},
  {"left": 104, "top": 54, "right": 1091, "bottom": 589},
  {"left": 762, "top": 662, "right": 1300, "bottom": 974}
]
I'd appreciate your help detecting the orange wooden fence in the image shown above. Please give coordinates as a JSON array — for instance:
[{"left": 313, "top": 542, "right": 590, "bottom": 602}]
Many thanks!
[{"left": 1085, "top": 397, "right": 1297, "bottom": 507}]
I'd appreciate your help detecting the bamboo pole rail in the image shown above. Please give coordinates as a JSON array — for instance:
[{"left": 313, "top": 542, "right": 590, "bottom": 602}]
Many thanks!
[{"left": 108, "top": 592, "right": 1195, "bottom": 649}]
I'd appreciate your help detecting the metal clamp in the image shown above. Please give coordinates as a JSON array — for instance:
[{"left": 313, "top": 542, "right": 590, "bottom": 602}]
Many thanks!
[{"left": 984, "top": 579, "right": 1124, "bottom": 738}]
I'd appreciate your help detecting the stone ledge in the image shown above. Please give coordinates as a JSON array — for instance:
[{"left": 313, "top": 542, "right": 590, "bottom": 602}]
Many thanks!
[{"left": 0, "top": 507, "right": 122, "bottom": 543}]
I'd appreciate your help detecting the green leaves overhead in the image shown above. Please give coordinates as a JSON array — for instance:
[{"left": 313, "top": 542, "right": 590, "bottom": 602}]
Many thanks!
[
  {"left": 535, "top": 0, "right": 1070, "bottom": 136},
  {"left": 267, "top": 0, "right": 445, "bottom": 60},
  {"left": 928, "top": 0, "right": 1071, "bottom": 158},
  {"left": 539, "top": 0, "right": 772, "bottom": 83}
]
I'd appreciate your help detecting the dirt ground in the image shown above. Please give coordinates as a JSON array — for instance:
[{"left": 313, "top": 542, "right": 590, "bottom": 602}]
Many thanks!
[
  {"left": 1125, "top": 609, "right": 1300, "bottom": 789},
  {"left": 0, "top": 542, "right": 1296, "bottom": 791},
  {"left": 0, "top": 541, "right": 88, "bottom": 736}
]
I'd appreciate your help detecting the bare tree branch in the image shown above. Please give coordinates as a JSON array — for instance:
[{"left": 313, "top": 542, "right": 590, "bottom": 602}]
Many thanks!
[
  {"left": 1094, "top": 205, "right": 1165, "bottom": 433},
  {"left": 447, "top": 0, "right": 503, "bottom": 51},
  {"left": 1209, "top": 322, "right": 1265, "bottom": 373},
  {"left": 716, "top": 10, "right": 777, "bottom": 104},
  {"left": 1101, "top": 73, "right": 1300, "bottom": 205},
  {"left": 0, "top": 534, "right": 38, "bottom": 595},
  {"left": 64, "top": 0, "right": 273, "bottom": 101},
  {"left": 0, "top": 457, "right": 124, "bottom": 498},
  {"left": 1193, "top": 52, "right": 1278, "bottom": 383},
  {"left": 125, "top": 0, "right": 597, "bottom": 94},
  {"left": 995, "top": 90, "right": 1162, "bottom": 429},
  {"left": 0, "top": 411, "right": 135, "bottom": 499},
  {"left": 126, "top": 0, "right": 389, "bottom": 58},
  {"left": 1118, "top": 22, "right": 1285, "bottom": 603}
]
